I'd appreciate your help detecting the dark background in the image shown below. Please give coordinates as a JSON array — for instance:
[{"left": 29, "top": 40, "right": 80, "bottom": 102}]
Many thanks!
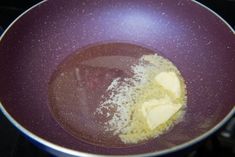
[
  {"left": 0, "top": 0, "right": 235, "bottom": 157},
  {"left": 0, "top": 0, "right": 234, "bottom": 30}
]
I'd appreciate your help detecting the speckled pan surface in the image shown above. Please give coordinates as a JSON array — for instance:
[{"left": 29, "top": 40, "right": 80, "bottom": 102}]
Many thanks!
[{"left": 0, "top": 0, "right": 234, "bottom": 156}]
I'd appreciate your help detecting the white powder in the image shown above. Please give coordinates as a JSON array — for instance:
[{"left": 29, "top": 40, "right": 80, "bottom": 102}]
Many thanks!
[{"left": 95, "top": 59, "right": 149, "bottom": 135}]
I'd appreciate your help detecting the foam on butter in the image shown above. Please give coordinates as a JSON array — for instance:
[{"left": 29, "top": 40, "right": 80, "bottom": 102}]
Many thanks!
[
  {"left": 96, "top": 54, "right": 187, "bottom": 144},
  {"left": 155, "top": 72, "right": 181, "bottom": 99},
  {"left": 140, "top": 97, "right": 182, "bottom": 130}
]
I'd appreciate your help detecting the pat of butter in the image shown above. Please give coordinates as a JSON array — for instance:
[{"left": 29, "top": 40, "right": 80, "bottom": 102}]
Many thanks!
[
  {"left": 155, "top": 72, "right": 181, "bottom": 98},
  {"left": 141, "top": 98, "right": 181, "bottom": 130}
]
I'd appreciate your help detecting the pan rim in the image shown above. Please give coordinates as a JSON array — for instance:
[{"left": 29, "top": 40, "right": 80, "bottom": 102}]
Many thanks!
[
  {"left": 1, "top": 101, "right": 234, "bottom": 157},
  {"left": 193, "top": 0, "right": 234, "bottom": 34},
  {"left": 0, "top": 0, "right": 235, "bottom": 156}
]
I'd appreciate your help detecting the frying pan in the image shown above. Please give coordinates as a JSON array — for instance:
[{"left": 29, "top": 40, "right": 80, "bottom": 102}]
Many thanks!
[{"left": 0, "top": 0, "right": 235, "bottom": 156}]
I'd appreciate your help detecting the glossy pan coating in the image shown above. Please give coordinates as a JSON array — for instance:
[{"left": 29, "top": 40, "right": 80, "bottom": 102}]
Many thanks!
[{"left": 0, "top": 0, "right": 234, "bottom": 156}]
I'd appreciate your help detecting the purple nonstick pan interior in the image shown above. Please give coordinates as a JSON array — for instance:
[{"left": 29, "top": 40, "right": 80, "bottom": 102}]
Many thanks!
[{"left": 0, "top": 0, "right": 234, "bottom": 156}]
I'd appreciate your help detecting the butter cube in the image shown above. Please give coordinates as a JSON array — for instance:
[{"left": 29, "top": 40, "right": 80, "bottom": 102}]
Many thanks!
[
  {"left": 155, "top": 72, "right": 181, "bottom": 98},
  {"left": 140, "top": 98, "right": 181, "bottom": 130}
]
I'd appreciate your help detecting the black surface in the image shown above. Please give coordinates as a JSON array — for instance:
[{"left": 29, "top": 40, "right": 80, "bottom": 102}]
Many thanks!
[
  {"left": 197, "top": 0, "right": 235, "bottom": 29},
  {"left": 0, "top": 0, "right": 234, "bottom": 157},
  {"left": 0, "top": 113, "right": 52, "bottom": 157},
  {"left": 0, "top": 0, "right": 41, "bottom": 29}
]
